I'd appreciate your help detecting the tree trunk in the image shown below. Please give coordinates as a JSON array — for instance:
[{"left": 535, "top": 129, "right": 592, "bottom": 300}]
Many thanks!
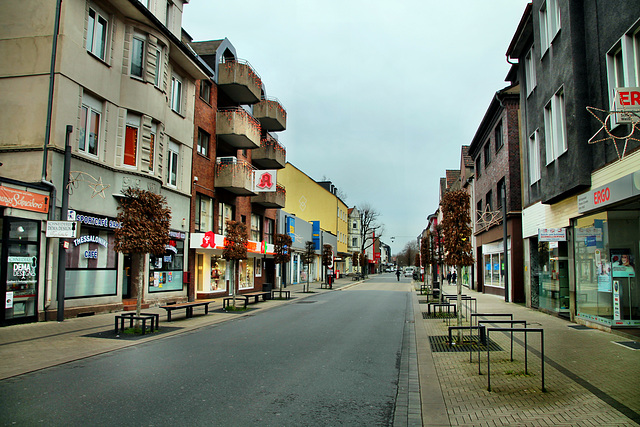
[
  {"left": 456, "top": 265, "right": 463, "bottom": 342},
  {"left": 135, "top": 253, "right": 144, "bottom": 328}
]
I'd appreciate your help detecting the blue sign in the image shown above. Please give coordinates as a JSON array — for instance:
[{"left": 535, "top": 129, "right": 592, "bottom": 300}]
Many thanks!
[
  {"left": 286, "top": 216, "right": 296, "bottom": 242},
  {"left": 311, "top": 221, "right": 321, "bottom": 250}
]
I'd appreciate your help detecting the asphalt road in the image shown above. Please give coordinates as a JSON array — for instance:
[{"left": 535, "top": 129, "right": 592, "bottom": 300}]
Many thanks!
[{"left": 0, "top": 275, "right": 410, "bottom": 426}]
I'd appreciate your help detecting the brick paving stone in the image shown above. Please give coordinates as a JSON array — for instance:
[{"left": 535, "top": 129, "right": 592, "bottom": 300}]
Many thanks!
[{"left": 413, "top": 282, "right": 640, "bottom": 427}]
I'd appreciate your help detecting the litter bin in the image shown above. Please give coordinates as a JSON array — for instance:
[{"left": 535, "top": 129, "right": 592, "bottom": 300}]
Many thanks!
[{"left": 263, "top": 282, "right": 273, "bottom": 292}]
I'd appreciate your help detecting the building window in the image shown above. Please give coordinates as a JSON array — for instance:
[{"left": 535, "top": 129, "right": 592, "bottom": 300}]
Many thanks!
[
  {"left": 138, "top": 0, "right": 149, "bottom": 7},
  {"left": 539, "top": 0, "right": 560, "bottom": 55},
  {"left": 87, "top": 6, "right": 108, "bottom": 61},
  {"left": 195, "top": 194, "right": 214, "bottom": 232},
  {"left": 200, "top": 80, "right": 211, "bottom": 103},
  {"left": 483, "top": 142, "right": 491, "bottom": 167},
  {"left": 528, "top": 130, "right": 541, "bottom": 184},
  {"left": 131, "top": 36, "right": 145, "bottom": 78},
  {"left": 153, "top": 47, "right": 163, "bottom": 88},
  {"left": 486, "top": 190, "right": 493, "bottom": 212},
  {"left": 167, "top": 141, "right": 179, "bottom": 187},
  {"left": 124, "top": 114, "right": 141, "bottom": 167},
  {"left": 544, "top": 87, "right": 567, "bottom": 165},
  {"left": 265, "top": 218, "right": 274, "bottom": 244},
  {"left": 197, "top": 128, "right": 209, "bottom": 157},
  {"left": 497, "top": 178, "right": 506, "bottom": 211},
  {"left": 79, "top": 94, "right": 102, "bottom": 157},
  {"left": 218, "top": 203, "right": 234, "bottom": 235},
  {"left": 476, "top": 200, "right": 483, "bottom": 221},
  {"left": 170, "top": 74, "right": 182, "bottom": 113},
  {"left": 251, "top": 214, "right": 262, "bottom": 241},
  {"left": 475, "top": 156, "right": 481, "bottom": 178},
  {"left": 494, "top": 120, "right": 503, "bottom": 152},
  {"left": 148, "top": 122, "right": 157, "bottom": 172},
  {"left": 525, "top": 46, "right": 537, "bottom": 96}
]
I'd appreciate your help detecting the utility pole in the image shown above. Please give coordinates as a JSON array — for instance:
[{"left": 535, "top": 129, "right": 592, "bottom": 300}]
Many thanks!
[
  {"left": 502, "top": 187, "right": 509, "bottom": 303},
  {"left": 56, "top": 125, "right": 73, "bottom": 322}
]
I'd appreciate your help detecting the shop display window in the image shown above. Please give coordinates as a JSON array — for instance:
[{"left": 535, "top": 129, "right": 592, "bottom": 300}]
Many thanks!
[
  {"left": 483, "top": 252, "right": 504, "bottom": 287},
  {"left": 575, "top": 211, "right": 639, "bottom": 325},
  {"left": 210, "top": 256, "right": 226, "bottom": 291},
  {"left": 65, "top": 227, "right": 117, "bottom": 298},
  {"left": 238, "top": 259, "right": 254, "bottom": 289},
  {"left": 535, "top": 240, "right": 569, "bottom": 314},
  {"left": 149, "top": 239, "right": 184, "bottom": 293}
]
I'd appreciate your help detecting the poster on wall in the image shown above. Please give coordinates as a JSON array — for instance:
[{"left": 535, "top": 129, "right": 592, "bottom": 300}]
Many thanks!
[
  {"left": 5, "top": 291, "right": 13, "bottom": 309},
  {"left": 595, "top": 249, "right": 612, "bottom": 292},
  {"left": 611, "top": 249, "right": 635, "bottom": 278}
]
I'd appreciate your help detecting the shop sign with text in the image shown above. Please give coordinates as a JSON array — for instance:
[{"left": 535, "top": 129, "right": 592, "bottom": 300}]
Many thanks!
[{"left": 0, "top": 186, "right": 49, "bottom": 213}]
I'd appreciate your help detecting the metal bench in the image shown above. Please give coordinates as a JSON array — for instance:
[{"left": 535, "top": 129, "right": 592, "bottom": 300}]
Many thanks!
[{"left": 159, "top": 300, "right": 214, "bottom": 321}]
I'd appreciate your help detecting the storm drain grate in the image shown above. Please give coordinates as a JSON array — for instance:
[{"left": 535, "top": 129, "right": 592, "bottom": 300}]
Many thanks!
[
  {"left": 614, "top": 341, "right": 640, "bottom": 350},
  {"left": 568, "top": 325, "right": 592, "bottom": 330},
  {"left": 429, "top": 335, "right": 503, "bottom": 353},
  {"left": 296, "top": 300, "right": 317, "bottom": 304}
]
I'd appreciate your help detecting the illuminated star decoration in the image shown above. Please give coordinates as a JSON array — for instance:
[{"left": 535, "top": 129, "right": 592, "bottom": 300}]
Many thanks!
[
  {"left": 586, "top": 106, "right": 640, "bottom": 161},
  {"left": 476, "top": 205, "right": 502, "bottom": 232},
  {"left": 68, "top": 171, "right": 111, "bottom": 198}
]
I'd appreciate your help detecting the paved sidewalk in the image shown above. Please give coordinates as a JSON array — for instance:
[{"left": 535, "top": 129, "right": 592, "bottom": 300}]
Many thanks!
[
  {"left": 0, "top": 277, "right": 359, "bottom": 380},
  {"left": 413, "top": 282, "right": 640, "bottom": 426}
]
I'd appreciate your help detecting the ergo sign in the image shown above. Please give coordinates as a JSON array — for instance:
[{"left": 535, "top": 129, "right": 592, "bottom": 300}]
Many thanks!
[
  {"left": 593, "top": 187, "right": 610, "bottom": 205},
  {"left": 614, "top": 87, "right": 640, "bottom": 123}
]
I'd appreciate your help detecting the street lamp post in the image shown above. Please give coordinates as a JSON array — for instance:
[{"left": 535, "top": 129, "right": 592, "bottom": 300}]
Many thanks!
[{"left": 502, "top": 187, "right": 509, "bottom": 303}]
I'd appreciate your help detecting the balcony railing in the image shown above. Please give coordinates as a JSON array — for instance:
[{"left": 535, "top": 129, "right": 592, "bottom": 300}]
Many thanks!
[
  {"left": 215, "top": 157, "right": 256, "bottom": 196},
  {"left": 217, "top": 59, "right": 262, "bottom": 105},
  {"left": 252, "top": 183, "right": 286, "bottom": 208},
  {"left": 216, "top": 107, "right": 261, "bottom": 150},
  {"left": 253, "top": 97, "right": 287, "bottom": 131},
  {"left": 252, "top": 133, "right": 286, "bottom": 169}
]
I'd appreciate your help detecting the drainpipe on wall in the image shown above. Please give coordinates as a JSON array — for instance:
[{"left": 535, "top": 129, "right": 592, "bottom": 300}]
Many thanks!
[{"left": 42, "top": 0, "right": 63, "bottom": 319}]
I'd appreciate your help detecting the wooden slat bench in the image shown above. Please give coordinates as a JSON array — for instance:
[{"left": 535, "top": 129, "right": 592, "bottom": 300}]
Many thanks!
[
  {"left": 242, "top": 291, "right": 271, "bottom": 303},
  {"left": 159, "top": 300, "right": 215, "bottom": 322}
]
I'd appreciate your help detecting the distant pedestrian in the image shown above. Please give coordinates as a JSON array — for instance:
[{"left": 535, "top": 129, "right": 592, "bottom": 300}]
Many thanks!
[
  {"left": 396, "top": 270, "right": 401, "bottom": 281},
  {"left": 447, "top": 272, "right": 451, "bottom": 284},
  {"left": 452, "top": 271, "right": 457, "bottom": 284}
]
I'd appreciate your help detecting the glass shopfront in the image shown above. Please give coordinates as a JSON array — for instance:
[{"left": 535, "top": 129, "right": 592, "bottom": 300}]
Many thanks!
[
  {"left": 535, "top": 240, "right": 570, "bottom": 315},
  {"left": 148, "top": 234, "right": 184, "bottom": 293},
  {"left": 66, "top": 225, "right": 117, "bottom": 298},
  {"left": 575, "top": 211, "right": 640, "bottom": 326},
  {"left": 3, "top": 218, "right": 40, "bottom": 323}
]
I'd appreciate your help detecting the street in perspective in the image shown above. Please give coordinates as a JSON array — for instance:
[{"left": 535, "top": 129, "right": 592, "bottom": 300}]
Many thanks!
[{"left": 2, "top": 1, "right": 640, "bottom": 426}]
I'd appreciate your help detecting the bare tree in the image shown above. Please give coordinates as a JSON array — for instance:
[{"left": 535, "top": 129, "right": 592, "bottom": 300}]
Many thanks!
[
  {"left": 359, "top": 203, "right": 383, "bottom": 268},
  {"left": 273, "top": 233, "right": 292, "bottom": 297},
  {"left": 302, "top": 241, "right": 315, "bottom": 292},
  {"left": 114, "top": 188, "right": 170, "bottom": 324}
]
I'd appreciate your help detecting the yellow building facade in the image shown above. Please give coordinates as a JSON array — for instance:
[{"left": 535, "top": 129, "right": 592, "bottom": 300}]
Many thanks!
[{"left": 279, "top": 163, "right": 350, "bottom": 262}]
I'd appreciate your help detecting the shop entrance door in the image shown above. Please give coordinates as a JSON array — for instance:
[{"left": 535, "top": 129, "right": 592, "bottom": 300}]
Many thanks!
[
  {"left": 122, "top": 255, "right": 132, "bottom": 299},
  {"left": 2, "top": 219, "right": 40, "bottom": 325}
]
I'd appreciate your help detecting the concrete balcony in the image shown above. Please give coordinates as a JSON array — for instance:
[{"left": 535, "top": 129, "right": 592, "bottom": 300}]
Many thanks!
[
  {"left": 216, "top": 108, "right": 261, "bottom": 150},
  {"left": 218, "top": 59, "right": 262, "bottom": 105},
  {"left": 214, "top": 157, "right": 256, "bottom": 196},
  {"left": 252, "top": 134, "right": 286, "bottom": 169},
  {"left": 252, "top": 184, "right": 286, "bottom": 208},
  {"left": 253, "top": 98, "right": 287, "bottom": 131}
]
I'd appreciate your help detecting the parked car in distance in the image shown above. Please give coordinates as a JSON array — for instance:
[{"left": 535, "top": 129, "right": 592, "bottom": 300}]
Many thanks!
[{"left": 404, "top": 267, "right": 414, "bottom": 277}]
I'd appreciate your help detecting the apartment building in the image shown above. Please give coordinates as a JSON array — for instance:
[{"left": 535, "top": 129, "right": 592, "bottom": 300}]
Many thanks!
[
  {"left": 507, "top": 1, "right": 640, "bottom": 329},
  {"left": 186, "top": 38, "right": 287, "bottom": 298},
  {"left": 0, "top": 0, "right": 210, "bottom": 324},
  {"left": 468, "top": 84, "right": 523, "bottom": 302}
]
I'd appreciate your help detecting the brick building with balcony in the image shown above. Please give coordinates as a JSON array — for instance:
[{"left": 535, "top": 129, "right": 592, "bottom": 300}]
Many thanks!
[{"left": 185, "top": 38, "right": 287, "bottom": 300}]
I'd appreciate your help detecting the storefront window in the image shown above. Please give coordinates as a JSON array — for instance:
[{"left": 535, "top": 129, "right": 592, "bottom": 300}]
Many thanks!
[
  {"left": 575, "top": 211, "right": 639, "bottom": 326},
  {"left": 536, "top": 240, "right": 569, "bottom": 314},
  {"left": 5, "top": 219, "right": 40, "bottom": 320},
  {"left": 210, "top": 255, "right": 226, "bottom": 291},
  {"left": 66, "top": 227, "right": 117, "bottom": 298},
  {"left": 483, "top": 252, "right": 503, "bottom": 287},
  {"left": 238, "top": 259, "right": 254, "bottom": 289},
  {"left": 149, "top": 238, "right": 184, "bottom": 293}
]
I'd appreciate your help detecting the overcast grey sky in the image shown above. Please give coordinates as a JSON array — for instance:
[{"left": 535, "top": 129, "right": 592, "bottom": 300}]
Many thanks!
[{"left": 182, "top": 0, "right": 530, "bottom": 255}]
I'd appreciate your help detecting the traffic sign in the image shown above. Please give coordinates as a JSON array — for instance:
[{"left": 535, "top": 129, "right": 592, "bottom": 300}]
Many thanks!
[{"left": 46, "top": 221, "right": 79, "bottom": 238}]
